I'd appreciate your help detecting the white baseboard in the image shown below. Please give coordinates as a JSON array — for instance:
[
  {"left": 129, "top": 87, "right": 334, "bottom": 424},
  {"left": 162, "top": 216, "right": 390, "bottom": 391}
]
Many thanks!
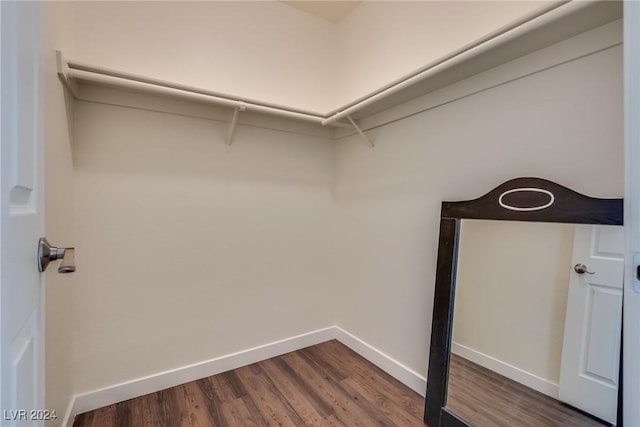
[
  {"left": 64, "top": 326, "right": 336, "bottom": 426},
  {"left": 63, "top": 326, "right": 427, "bottom": 427},
  {"left": 334, "top": 327, "right": 427, "bottom": 396},
  {"left": 61, "top": 398, "right": 76, "bottom": 427},
  {"left": 451, "top": 341, "right": 559, "bottom": 399}
]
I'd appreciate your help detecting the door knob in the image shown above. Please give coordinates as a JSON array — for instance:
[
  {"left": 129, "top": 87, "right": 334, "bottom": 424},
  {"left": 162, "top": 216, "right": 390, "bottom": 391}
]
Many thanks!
[
  {"left": 38, "top": 237, "right": 75, "bottom": 273},
  {"left": 574, "top": 263, "right": 595, "bottom": 275}
]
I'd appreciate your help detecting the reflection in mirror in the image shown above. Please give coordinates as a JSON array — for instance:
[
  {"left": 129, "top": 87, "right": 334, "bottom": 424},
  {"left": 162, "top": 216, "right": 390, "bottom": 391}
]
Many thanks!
[{"left": 446, "top": 220, "right": 622, "bottom": 427}]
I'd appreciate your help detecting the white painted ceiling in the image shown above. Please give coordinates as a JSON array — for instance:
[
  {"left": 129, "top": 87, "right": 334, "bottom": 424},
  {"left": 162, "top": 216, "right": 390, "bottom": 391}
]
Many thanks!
[{"left": 281, "top": 1, "right": 361, "bottom": 23}]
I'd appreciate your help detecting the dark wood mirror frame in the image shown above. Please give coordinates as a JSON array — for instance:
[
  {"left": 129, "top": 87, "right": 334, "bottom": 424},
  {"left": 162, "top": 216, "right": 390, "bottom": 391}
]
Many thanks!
[{"left": 424, "top": 177, "right": 624, "bottom": 427}]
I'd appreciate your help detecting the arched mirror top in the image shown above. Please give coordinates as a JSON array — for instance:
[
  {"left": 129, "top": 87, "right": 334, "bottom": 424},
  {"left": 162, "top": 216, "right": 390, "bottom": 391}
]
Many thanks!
[{"left": 441, "top": 177, "right": 622, "bottom": 225}]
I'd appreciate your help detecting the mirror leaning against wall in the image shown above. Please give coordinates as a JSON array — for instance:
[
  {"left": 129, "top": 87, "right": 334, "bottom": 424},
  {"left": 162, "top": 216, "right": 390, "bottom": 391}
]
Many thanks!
[{"left": 424, "top": 177, "right": 623, "bottom": 427}]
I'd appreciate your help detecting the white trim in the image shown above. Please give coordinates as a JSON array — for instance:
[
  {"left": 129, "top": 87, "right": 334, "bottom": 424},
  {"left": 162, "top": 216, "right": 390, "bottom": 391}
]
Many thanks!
[
  {"left": 60, "top": 398, "right": 76, "bottom": 427},
  {"left": 62, "top": 326, "right": 427, "bottom": 426},
  {"left": 451, "top": 342, "right": 559, "bottom": 399},
  {"left": 65, "top": 326, "right": 336, "bottom": 426},
  {"left": 624, "top": 1, "right": 640, "bottom": 426},
  {"left": 333, "top": 327, "right": 427, "bottom": 396}
]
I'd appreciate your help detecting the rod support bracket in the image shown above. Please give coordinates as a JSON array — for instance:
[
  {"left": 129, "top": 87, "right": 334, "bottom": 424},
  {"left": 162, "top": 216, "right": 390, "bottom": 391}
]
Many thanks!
[
  {"left": 347, "top": 116, "right": 374, "bottom": 148},
  {"left": 226, "top": 103, "right": 246, "bottom": 145}
]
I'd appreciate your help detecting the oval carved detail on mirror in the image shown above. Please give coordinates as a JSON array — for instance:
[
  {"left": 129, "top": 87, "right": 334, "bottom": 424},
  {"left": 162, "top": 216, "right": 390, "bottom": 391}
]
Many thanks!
[{"left": 498, "top": 188, "right": 555, "bottom": 211}]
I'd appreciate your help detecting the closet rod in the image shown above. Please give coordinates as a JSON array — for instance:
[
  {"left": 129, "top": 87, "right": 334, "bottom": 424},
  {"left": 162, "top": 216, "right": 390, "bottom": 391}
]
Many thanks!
[
  {"left": 322, "top": 0, "right": 590, "bottom": 126},
  {"left": 59, "top": 0, "right": 603, "bottom": 132},
  {"left": 62, "top": 66, "right": 353, "bottom": 129}
]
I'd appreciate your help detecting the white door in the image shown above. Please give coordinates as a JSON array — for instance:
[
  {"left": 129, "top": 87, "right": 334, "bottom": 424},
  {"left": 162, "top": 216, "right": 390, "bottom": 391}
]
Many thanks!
[
  {"left": 559, "top": 225, "right": 623, "bottom": 425},
  {"left": 0, "top": 1, "right": 46, "bottom": 425}
]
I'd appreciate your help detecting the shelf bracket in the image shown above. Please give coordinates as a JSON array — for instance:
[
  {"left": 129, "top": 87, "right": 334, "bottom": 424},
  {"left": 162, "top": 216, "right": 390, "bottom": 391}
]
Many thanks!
[
  {"left": 55, "top": 50, "right": 79, "bottom": 98},
  {"left": 347, "top": 116, "right": 374, "bottom": 148},
  {"left": 226, "top": 103, "right": 246, "bottom": 145}
]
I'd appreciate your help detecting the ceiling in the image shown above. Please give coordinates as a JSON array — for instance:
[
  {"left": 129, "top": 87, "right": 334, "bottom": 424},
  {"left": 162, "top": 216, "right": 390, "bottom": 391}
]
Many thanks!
[{"left": 281, "top": 1, "right": 361, "bottom": 24}]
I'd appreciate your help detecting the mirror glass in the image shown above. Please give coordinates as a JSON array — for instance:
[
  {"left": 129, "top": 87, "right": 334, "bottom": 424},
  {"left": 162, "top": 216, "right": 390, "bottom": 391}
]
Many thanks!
[{"left": 446, "top": 220, "right": 623, "bottom": 427}]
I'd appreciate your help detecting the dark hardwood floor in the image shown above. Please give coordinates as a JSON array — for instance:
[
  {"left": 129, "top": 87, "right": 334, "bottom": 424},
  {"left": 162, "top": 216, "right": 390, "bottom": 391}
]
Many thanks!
[
  {"left": 73, "top": 342, "right": 606, "bottom": 427},
  {"left": 72, "top": 340, "right": 426, "bottom": 427},
  {"left": 446, "top": 353, "right": 607, "bottom": 427}
]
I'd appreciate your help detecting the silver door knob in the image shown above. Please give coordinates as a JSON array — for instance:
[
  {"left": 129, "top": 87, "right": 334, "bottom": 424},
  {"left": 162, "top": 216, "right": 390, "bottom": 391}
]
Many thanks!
[
  {"left": 38, "top": 237, "right": 75, "bottom": 273},
  {"left": 574, "top": 263, "right": 595, "bottom": 275}
]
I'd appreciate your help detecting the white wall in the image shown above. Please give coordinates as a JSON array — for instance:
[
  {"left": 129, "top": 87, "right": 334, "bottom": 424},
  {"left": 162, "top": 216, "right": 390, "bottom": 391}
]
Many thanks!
[
  {"left": 333, "top": 21, "right": 623, "bottom": 379},
  {"left": 334, "top": 1, "right": 555, "bottom": 108},
  {"left": 453, "top": 220, "right": 575, "bottom": 385},
  {"left": 41, "top": 2, "right": 76, "bottom": 424},
  {"left": 71, "top": 91, "right": 337, "bottom": 394},
  {"left": 65, "top": 4, "right": 624, "bottom": 411},
  {"left": 71, "top": 1, "right": 338, "bottom": 113}
]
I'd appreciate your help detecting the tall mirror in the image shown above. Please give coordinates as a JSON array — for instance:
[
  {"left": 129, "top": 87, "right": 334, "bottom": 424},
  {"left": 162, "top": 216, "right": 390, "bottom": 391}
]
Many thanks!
[{"left": 424, "top": 178, "right": 623, "bottom": 427}]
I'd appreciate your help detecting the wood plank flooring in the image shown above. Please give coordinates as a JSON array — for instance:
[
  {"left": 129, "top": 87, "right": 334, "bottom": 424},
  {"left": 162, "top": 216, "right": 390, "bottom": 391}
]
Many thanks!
[
  {"left": 72, "top": 340, "right": 426, "bottom": 427},
  {"left": 446, "top": 353, "right": 607, "bottom": 427},
  {"left": 73, "top": 342, "right": 607, "bottom": 427}
]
